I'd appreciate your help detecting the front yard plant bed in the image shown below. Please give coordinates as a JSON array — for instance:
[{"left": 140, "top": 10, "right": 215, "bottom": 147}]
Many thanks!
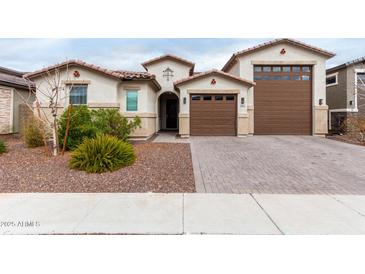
[
  {"left": 0, "top": 136, "right": 195, "bottom": 193},
  {"left": 326, "top": 134, "right": 365, "bottom": 147}
]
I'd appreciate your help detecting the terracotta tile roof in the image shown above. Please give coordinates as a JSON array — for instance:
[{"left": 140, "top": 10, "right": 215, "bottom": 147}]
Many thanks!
[
  {"left": 24, "top": 60, "right": 122, "bottom": 79},
  {"left": 114, "top": 70, "right": 156, "bottom": 79},
  {"left": 222, "top": 38, "right": 336, "bottom": 72},
  {"left": 327, "top": 56, "right": 365, "bottom": 73},
  {"left": 142, "top": 54, "right": 195, "bottom": 74},
  {"left": 174, "top": 69, "right": 255, "bottom": 88},
  {"left": 24, "top": 60, "right": 161, "bottom": 90}
]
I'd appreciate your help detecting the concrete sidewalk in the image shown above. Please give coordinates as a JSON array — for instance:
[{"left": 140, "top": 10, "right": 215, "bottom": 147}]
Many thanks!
[{"left": 1, "top": 193, "right": 365, "bottom": 234}]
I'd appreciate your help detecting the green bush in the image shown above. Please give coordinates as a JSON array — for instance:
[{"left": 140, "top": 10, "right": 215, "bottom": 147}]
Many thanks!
[
  {"left": 23, "top": 116, "right": 45, "bottom": 148},
  {"left": 58, "top": 106, "right": 97, "bottom": 151},
  {"left": 92, "top": 109, "right": 141, "bottom": 142},
  {"left": 69, "top": 134, "right": 136, "bottom": 173},
  {"left": 0, "top": 139, "right": 6, "bottom": 154}
]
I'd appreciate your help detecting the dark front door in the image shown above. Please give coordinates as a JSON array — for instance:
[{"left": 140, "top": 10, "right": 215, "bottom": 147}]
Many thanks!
[{"left": 166, "top": 99, "right": 178, "bottom": 129}]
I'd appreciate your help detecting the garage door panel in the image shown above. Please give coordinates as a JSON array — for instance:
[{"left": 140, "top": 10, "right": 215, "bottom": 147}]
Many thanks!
[
  {"left": 254, "top": 65, "right": 312, "bottom": 135},
  {"left": 190, "top": 94, "right": 236, "bottom": 136}
]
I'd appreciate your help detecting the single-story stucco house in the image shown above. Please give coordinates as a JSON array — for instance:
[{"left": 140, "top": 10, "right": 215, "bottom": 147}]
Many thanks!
[
  {"left": 23, "top": 38, "right": 334, "bottom": 139},
  {"left": 0, "top": 66, "right": 34, "bottom": 134}
]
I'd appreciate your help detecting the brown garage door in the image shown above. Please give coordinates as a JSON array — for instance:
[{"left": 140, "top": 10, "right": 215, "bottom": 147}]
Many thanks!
[
  {"left": 190, "top": 94, "right": 237, "bottom": 136},
  {"left": 254, "top": 65, "right": 312, "bottom": 135}
]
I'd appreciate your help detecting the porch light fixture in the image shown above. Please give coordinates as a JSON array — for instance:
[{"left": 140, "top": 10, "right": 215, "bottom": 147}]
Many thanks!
[
  {"left": 241, "top": 97, "right": 245, "bottom": 105},
  {"left": 319, "top": 99, "right": 323, "bottom": 105},
  {"left": 349, "top": 100, "right": 353, "bottom": 106},
  {"left": 183, "top": 97, "right": 186, "bottom": 104}
]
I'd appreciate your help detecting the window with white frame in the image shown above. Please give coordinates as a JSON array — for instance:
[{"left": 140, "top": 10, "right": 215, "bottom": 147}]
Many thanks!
[
  {"left": 126, "top": 90, "right": 138, "bottom": 111},
  {"left": 326, "top": 73, "right": 338, "bottom": 87},
  {"left": 357, "top": 72, "right": 365, "bottom": 88},
  {"left": 69, "top": 85, "right": 87, "bottom": 105}
]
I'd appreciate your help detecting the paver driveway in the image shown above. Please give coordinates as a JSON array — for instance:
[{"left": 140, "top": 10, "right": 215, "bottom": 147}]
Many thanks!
[{"left": 190, "top": 136, "right": 365, "bottom": 194}]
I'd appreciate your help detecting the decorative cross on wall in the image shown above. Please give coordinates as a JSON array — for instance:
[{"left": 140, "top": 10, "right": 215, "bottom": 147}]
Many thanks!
[{"left": 163, "top": 67, "right": 174, "bottom": 81}]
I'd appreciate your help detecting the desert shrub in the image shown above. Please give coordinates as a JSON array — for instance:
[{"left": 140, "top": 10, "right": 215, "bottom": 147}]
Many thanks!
[
  {"left": 341, "top": 116, "right": 365, "bottom": 143},
  {"left": 0, "top": 139, "right": 6, "bottom": 154},
  {"left": 58, "top": 106, "right": 97, "bottom": 151},
  {"left": 23, "top": 116, "right": 46, "bottom": 148},
  {"left": 92, "top": 109, "right": 141, "bottom": 142},
  {"left": 69, "top": 134, "right": 136, "bottom": 173}
]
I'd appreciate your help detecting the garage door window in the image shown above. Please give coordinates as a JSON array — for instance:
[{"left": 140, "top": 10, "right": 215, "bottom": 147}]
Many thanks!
[
  {"left": 226, "top": 95, "right": 235, "bottom": 100},
  {"left": 203, "top": 96, "right": 212, "bottom": 100},
  {"left": 254, "top": 65, "right": 312, "bottom": 81},
  {"left": 215, "top": 95, "right": 223, "bottom": 100},
  {"left": 192, "top": 95, "right": 201, "bottom": 100}
]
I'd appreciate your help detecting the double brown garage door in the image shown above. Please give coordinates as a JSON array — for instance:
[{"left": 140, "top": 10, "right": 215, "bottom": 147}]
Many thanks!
[
  {"left": 254, "top": 65, "right": 312, "bottom": 135},
  {"left": 190, "top": 94, "right": 237, "bottom": 136}
]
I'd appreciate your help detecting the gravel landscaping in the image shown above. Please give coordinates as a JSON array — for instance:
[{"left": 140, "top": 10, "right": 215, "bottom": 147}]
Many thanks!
[
  {"left": 326, "top": 134, "right": 365, "bottom": 147},
  {"left": 0, "top": 136, "right": 195, "bottom": 193}
]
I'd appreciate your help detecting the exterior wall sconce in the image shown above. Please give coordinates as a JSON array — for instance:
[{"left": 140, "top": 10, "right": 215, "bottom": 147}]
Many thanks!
[
  {"left": 183, "top": 97, "right": 186, "bottom": 104},
  {"left": 349, "top": 100, "right": 353, "bottom": 106},
  {"left": 319, "top": 99, "right": 323, "bottom": 105},
  {"left": 241, "top": 97, "right": 245, "bottom": 106}
]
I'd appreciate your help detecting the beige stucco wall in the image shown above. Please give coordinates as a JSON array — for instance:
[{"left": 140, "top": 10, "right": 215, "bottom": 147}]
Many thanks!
[
  {"left": 228, "top": 42, "right": 330, "bottom": 135},
  {"left": 31, "top": 66, "right": 160, "bottom": 139},
  {"left": 118, "top": 81, "right": 158, "bottom": 139},
  {"left": 176, "top": 73, "right": 252, "bottom": 137},
  {"left": 32, "top": 66, "right": 120, "bottom": 109},
  {"left": 314, "top": 105, "right": 329, "bottom": 136},
  {"left": 144, "top": 59, "right": 191, "bottom": 92}
]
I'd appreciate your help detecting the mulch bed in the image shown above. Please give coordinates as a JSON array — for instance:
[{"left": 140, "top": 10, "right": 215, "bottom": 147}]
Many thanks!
[
  {"left": 0, "top": 136, "right": 195, "bottom": 193},
  {"left": 326, "top": 134, "right": 365, "bottom": 147}
]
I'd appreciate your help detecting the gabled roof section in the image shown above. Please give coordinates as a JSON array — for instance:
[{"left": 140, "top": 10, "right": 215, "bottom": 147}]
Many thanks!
[
  {"left": 327, "top": 56, "right": 365, "bottom": 74},
  {"left": 174, "top": 69, "right": 255, "bottom": 88},
  {"left": 142, "top": 54, "right": 195, "bottom": 75},
  {"left": 24, "top": 60, "right": 161, "bottom": 91},
  {"left": 222, "top": 38, "right": 336, "bottom": 72},
  {"left": 25, "top": 60, "right": 123, "bottom": 79}
]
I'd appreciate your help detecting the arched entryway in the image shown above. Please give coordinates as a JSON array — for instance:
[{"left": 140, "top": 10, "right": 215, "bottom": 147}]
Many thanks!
[{"left": 158, "top": 92, "right": 179, "bottom": 131}]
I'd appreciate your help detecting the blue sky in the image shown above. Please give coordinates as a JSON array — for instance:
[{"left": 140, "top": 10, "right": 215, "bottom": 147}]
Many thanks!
[{"left": 0, "top": 38, "right": 364, "bottom": 73}]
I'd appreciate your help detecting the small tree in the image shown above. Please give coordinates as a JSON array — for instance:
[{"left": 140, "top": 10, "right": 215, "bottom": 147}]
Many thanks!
[
  {"left": 58, "top": 105, "right": 97, "bottom": 151},
  {"left": 16, "top": 62, "right": 77, "bottom": 156}
]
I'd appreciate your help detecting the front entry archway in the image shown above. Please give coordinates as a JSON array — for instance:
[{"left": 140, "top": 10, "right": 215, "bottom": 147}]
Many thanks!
[{"left": 158, "top": 92, "right": 179, "bottom": 131}]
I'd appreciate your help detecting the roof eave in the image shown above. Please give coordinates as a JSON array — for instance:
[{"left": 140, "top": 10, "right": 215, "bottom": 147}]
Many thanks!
[{"left": 174, "top": 70, "right": 255, "bottom": 88}]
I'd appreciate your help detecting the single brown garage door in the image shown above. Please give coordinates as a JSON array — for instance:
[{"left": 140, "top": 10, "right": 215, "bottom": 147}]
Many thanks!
[
  {"left": 190, "top": 94, "right": 237, "bottom": 136},
  {"left": 254, "top": 65, "right": 312, "bottom": 135}
]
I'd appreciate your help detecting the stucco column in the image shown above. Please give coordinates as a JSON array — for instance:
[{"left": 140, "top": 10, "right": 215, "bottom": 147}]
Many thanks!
[
  {"left": 179, "top": 113, "right": 189, "bottom": 138},
  {"left": 314, "top": 105, "right": 328, "bottom": 136},
  {"left": 237, "top": 113, "right": 249, "bottom": 137}
]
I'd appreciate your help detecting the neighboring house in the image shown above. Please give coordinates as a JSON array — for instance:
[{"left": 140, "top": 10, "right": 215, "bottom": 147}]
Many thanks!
[
  {"left": 25, "top": 38, "right": 334, "bottom": 139},
  {"left": 326, "top": 57, "right": 365, "bottom": 132},
  {"left": 0, "top": 66, "right": 34, "bottom": 134}
]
